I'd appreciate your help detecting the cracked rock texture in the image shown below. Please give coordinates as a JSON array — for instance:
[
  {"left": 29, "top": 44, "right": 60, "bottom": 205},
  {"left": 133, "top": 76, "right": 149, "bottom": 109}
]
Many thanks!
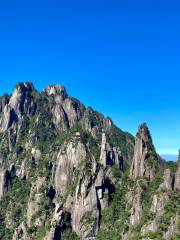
[{"left": 130, "top": 123, "right": 159, "bottom": 181}]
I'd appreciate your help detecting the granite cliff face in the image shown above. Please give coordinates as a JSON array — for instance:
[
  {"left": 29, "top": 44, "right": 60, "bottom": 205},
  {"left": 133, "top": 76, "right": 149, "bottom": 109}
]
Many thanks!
[
  {"left": 130, "top": 123, "right": 159, "bottom": 181},
  {"left": 0, "top": 82, "right": 179, "bottom": 240}
]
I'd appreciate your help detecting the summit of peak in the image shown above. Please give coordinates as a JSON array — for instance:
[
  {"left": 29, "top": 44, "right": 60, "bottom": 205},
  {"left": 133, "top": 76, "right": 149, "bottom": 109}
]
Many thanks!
[
  {"left": 14, "top": 82, "right": 35, "bottom": 92},
  {"left": 44, "top": 84, "right": 68, "bottom": 101}
]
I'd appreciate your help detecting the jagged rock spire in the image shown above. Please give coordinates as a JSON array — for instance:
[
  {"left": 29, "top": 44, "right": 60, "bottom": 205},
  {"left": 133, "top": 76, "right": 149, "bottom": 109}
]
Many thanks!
[
  {"left": 99, "top": 131, "right": 124, "bottom": 171},
  {"left": 174, "top": 166, "right": 180, "bottom": 190},
  {"left": 100, "top": 132, "right": 108, "bottom": 167},
  {"left": 0, "top": 82, "right": 37, "bottom": 132},
  {"left": 44, "top": 84, "right": 68, "bottom": 103},
  {"left": 9, "top": 82, "right": 35, "bottom": 112},
  {"left": 130, "top": 123, "right": 159, "bottom": 181}
]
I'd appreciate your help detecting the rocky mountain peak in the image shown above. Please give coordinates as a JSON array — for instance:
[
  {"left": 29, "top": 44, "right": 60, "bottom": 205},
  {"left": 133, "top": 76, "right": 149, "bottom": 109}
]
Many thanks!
[
  {"left": 44, "top": 84, "right": 68, "bottom": 102},
  {"left": 0, "top": 94, "right": 9, "bottom": 113},
  {"left": 130, "top": 123, "right": 159, "bottom": 181},
  {"left": 9, "top": 82, "right": 35, "bottom": 108},
  {"left": 0, "top": 82, "right": 37, "bottom": 132},
  {"left": 14, "top": 82, "right": 35, "bottom": 92},
  {"left": 0, "top": 83, "right": 179, "bottom": 240},
  {"left": 136, "top": 123, "right": 152, "bottom": 141}
]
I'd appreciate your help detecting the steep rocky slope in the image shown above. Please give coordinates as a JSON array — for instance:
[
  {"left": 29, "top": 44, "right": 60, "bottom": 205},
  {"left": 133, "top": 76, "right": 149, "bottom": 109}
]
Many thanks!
[
  {"left": 0, "top": 82, "right": 179, "bottom": 240},
  {"left": 97, "top": 125, "right": 180, "bottom": 240}
]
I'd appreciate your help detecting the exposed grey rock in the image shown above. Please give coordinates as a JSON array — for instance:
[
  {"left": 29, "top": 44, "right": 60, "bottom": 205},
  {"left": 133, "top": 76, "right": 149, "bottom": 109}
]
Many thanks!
[
  {"left": 130, "top": 123, "right": 159, "bottom": 181},
  {"left": 71, "top": 175, "right": 100, "bottom": 239},
  {"left": 0, "top": 105, "right": 15, "bottom": 132},
  {"left": 150, "top": 193, "right": 169, "bottom": 213},
  {"left": 44, "top": 230, "right": 55, "bottom": 240},
  {"left": 2, "top": 82, "right": 178, "bottom": 239},
  {"left": 44, "top": 228, "right": 57, "bottom": 240},
  {"left": 100, "top": 132, "right": 108, "bottom": 167},
  {"left": 16, "top": 160, "right": 26, "bottom": 179},
  {"left": 55, "top": 138, "right": 87, "bottom": 196},
  {"left": 0, "top": 82, "right": 36, "bottom": 132},
  {"left": 0, "top": 94, "right": 9, "bottom": 113},
  {"left": 99, "top": 132, "right": 124, "bottom": 170},
  {"left": 9, "top": 82, "right": 35, "bottom": 114},
  {"left": 51, "top": 104, "right": 69, "bottom": 131},
  {"left": 43, "top": 202, "right": 64, "bottom": 240},
  {"left": 129, "top": 188, "right": 143, "bottom": 226},
  {"left": 82, "top": 108, "right": 102, "bottom": 134},
  {"left": 62, "top": 97, "right": 85, "bottom": 128},
  {"left": 70, "top": 169, "right": 108, "bottom": 240},
  {"left": 12, "top": 222, "right": 29, "bottom": 240},
  {"left": 141, "top": 221, "right": 157, "bottom": 235},
  {"left": 82, "top": 108, "right": 113, "bottom": 138},
  {"left": 44, "top": 84, "right": 86, "bottom": 130},
  {"left": 163, "top": 216, "right": 180, "bottom": 239},
  {"left": 44, "top": 84, "right": 68, "bottom": 103},
  {"left": 174, "top": 166, "right": 180, "bottom": 190},
  {"left": 103, "top": 117, "right": 113, "bottom": 132},
  {"left": 27, "top": 177, "right": 47, "bottom": 226},
  {"left": 159, "top": 169, "right": 173, "bottom": 191},
  {"left": 0, "top": 169, "right": 9, "bottom": 199},
  {"left": 15, "top": 148, "right": 40, "bottom": 179},
  {"left": 31, "top": 147, "right": 41, "bottom": 163}
]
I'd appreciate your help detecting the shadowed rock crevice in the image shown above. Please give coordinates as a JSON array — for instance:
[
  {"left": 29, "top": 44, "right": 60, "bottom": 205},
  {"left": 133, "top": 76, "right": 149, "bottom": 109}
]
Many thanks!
[{"left": 47, "top": 186, "right": 56, "bottom": 200}]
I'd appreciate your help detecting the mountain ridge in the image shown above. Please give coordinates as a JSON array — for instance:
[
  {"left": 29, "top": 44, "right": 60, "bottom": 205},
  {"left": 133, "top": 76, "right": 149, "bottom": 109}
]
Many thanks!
[
  {"left": 0, "top": 82, "right": 179, "bottom": 240},
  {"left": 161, "top": 154, "right": 178, "bottom": 161}
]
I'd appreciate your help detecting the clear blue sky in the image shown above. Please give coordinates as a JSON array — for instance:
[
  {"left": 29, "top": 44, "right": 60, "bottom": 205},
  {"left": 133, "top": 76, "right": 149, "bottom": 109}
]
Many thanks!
[{"left": 0, "top": 0, "right": 180, "bottom": 155}]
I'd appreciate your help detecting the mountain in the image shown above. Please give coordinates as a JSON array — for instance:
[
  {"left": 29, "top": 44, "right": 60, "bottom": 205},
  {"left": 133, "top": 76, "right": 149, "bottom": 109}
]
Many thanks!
[
  {"left": 0, "top": 82, "right": 179, "bottom": 240},
  {"left": 161, "top": 154, "right": 178, "bottom": 161}
]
